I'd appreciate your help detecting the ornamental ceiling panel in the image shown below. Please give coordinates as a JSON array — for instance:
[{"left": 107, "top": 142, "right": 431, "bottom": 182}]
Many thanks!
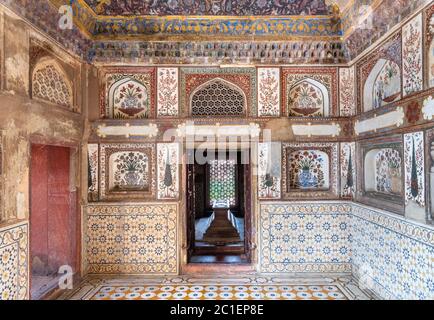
[{"left": 82, "top": 0, "right": 330, "bottom": 16}]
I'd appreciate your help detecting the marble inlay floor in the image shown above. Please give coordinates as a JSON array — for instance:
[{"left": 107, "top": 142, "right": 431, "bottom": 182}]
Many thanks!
[{"left": 58, "top": 274, "right": 374, "bottom": 300}]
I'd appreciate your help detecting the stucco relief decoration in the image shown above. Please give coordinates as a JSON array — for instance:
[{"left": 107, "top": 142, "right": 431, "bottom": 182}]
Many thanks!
[
  {"left": 402, "top": 14, "right": 423, "bottom": 96},
  {"left": 258, "top": 142, "right": 281, "bottom": 199},
  {"left": 422, "top": 95, "right": 434, "bottom": 120},
  {"left": 32, "top": 59, "right": 73, "bottom": 108},
  {"left": 99, "top": 144, "right": 156, "bottom": 200},
  {"left": 258, "top": 68, "right": 280, "bottom": 117},
  {"left": 341, "top": 143, "right": 356, "bottom": 198},
  {"left": 157, "top": 68, "right": 179, "bottom": 117},
  {"left": 359, "top": 33, "right": 402, "bottom": 112},
  {"left": 404, "top": 132, "right": 425, "bottom": 207},
  {"left": 87, "top": 144, "right": 99, "bottom": 202},
  {"left": 103, "top": 69, "right": 156, "bottom": 119},
  {"left": 339, "top": 67, "right": 356, "bottom": 116},
  {"left": 157, "top": 143, "right": 180, "bottom": 200},
  {"left": 283, "top": 68, "right": 337, "bottom": 117}
]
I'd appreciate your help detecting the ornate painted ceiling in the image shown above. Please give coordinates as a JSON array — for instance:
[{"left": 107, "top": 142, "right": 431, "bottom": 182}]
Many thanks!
[
  {"left": 60, "top": 0, "right": 343, "bottom": 41},
  {"left": 82, "top": 0, "right": 331, "bottom": 16}
]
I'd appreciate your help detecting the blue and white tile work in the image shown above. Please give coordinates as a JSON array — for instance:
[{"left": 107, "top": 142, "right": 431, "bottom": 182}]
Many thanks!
[
  {"left": 0, "top": 221, "right": 29, "bottom": 300},
  {"left": 351, "top": 203, "right": 434, "bottom": 300},
  {"left": 259, "top": 201, "right": 434, "bottom": 300},
  {"left": 260, "top": 202, "right": 352, "bottom": 273}
]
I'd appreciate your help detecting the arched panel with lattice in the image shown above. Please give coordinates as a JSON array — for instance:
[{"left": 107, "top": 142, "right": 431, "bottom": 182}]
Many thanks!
[
  {"left": 190, "top": 78, "right": 246, "bottom": 117},
  {"left": 31, "top": 58, "right": 73, "bottom": 108}
]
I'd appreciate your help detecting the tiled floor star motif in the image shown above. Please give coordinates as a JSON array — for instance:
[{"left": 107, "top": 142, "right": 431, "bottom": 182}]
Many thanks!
[{"left": 91, "top": 284, "right": 347, "bottom": 301}]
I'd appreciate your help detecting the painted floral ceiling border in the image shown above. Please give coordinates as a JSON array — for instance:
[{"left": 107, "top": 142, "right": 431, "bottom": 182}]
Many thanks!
[
  {"left": 63, "top": 0, "right": 343, "bottom": 40},
  {"left": 83, "top": 0, "right": 332, "bottom": 16}
]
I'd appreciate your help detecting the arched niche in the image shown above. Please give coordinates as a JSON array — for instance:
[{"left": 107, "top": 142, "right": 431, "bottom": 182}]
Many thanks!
[
  {"left": 288, "top": 150, "right": 330, "bottom": 190},
  {"left": 189, "top": 78, "right": 246, "bottom": 117},
  {"left": 108, "top": 77, "right": 150, "bottom": 119},
  {"left": 288, "top": 78, "right": 329, "bottom": 117},
  {"left": 31, "top": 57, "right": 73, "bottom": 108},
  {"left": 364, "top": 58, "right": 401, "bottom": 112},
  {"left": 365, "top": 148, "right": 402, "bottom": 195},
  {"left": 108, "top": 151, "right": 150, "bottom": 192}
]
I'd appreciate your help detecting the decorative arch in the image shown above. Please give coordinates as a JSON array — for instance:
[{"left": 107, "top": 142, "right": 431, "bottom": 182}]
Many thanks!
[
  {"left": 108, "top": 77, "right": 150, "bottom": 119},
  {"left": 190, "top": 78, "right": 246, "bottom": 117},
  {"left": 364, "top": 58, "right": 401, "bottom": 112},
  {"left": 31, "top": 57, "right": 73, "bottom": 108},
  {"left": 288, "top": 78, "right": 329, "bottom": 117}
]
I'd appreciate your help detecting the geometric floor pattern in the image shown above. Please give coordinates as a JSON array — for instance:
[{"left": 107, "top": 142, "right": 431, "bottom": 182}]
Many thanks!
[
  {"left": 58, "top": 274, "right": 373, "bottom": 300},
  {"left": 91, "top": 285, "right": 347, "bottom": 300}
]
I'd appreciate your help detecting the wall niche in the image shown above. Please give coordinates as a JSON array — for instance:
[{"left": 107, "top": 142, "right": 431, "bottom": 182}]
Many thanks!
[
  {"left": 282, "top": 142, "right": 338, "bottom": 199},
  {"left": 99, "top": 144, "right": 156, "bottom": 201},
  {"left": 358, "top": 136, "right": 404, "bottom": 214}
]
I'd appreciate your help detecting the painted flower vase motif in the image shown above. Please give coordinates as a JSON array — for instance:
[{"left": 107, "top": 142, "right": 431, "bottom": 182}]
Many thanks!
[
  {"left": 389, "top": 167, "right": 401, "bottom": 194},
  {"left": 124, "top": 168, "right": 141, "bottom": 189},
  {"left": 298, "top": 168, "right": 317, "bottom": 188}
]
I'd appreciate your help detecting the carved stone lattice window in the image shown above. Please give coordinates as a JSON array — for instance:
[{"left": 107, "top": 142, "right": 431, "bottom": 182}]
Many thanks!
[
  {"left": 209, "top": 159, "right": 236, "bottom": 206},
  {"left": 191, "top": 79, "right": 246, "bottom": 116},
  {"left": 32, "top": 60, "right": 73, "bottom": 108}
]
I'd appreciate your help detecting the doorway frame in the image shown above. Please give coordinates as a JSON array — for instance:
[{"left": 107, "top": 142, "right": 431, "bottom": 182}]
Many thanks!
[
  {"left": 180, "top": 141, "right": 257, "bottom": 272},
  {"left": 28, "top": 136, "right": 81, "bottom": 300}
]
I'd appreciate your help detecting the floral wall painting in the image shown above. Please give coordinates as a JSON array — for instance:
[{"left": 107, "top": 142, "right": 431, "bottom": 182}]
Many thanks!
[
  {"left": 108, "top": 78, "right": 150, "bottom": 119},
  {"left": 404, "top": 132, "right": 425, "bottom": 207},
  {"left": 427, "top": 5, "right": 434, "bottom": 88},
  {"left": 109, "top": 151, "right": 150, "bottom": 192},
  {"left": 282, "top": 143, "right": 338, "bottom": 199},
  {"left": 341, "top": 142, "right": 356, "bottom": 198},
  {"left": 339, "top": 67, "right": 356, "bottom": 117},
  {"left": 157, "top": 143, "right": 180, "bottom": 200},
  {"left": 364, "top": 148, "right": 403, "bottom": 196},
  {"left": 364, "top": 59, "right": 401, "bottom": 111},
  {"left": 359, "top": 32, "right": 402, "bottom": 112},
  {"left": 258, "top": 142, "right": 281, "bottom": 199},
  {"left": 157, "top": 68, "right": 179, "bottom": 117},
  {"left": 288, "top": 79, "right": 329, "bottom": 117},
  {"left": 282, "top": 68, "right": 337, "bottom": 117},
  {"left": 88, "top": 144, "right": 99, "bottom": 202},
  {"left": 99, "top": 144, "right": 156, "bottom": 201},
  {"left": 402, "top": 13, "right": 423, "bottom": 97},
  {"left": 258, "top": 68, "right": 280, "bottom": 117},
  {"left": 288, "top": 150, "right": 330, "bottom": 190},
  {"left": 103, "top": 69, "right": 156, "bottom": 119}
]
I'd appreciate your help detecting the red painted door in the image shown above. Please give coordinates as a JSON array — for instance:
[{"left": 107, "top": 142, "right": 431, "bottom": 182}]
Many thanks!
[{"left": 30, "top": 144, "right": 77, "bottom": 298}]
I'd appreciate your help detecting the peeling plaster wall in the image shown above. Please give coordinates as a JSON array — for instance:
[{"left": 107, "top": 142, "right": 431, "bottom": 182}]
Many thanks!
[{"left": 0, "top": 8, "right": 86, "bottom": 300}]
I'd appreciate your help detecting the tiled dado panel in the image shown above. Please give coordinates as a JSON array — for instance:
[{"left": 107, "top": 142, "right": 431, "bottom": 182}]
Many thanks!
[
  {"left": 0, "top": 221, "right": 29, "bottom": 300},
  {"left": 351, "top": 204, "right": 434, "bottom": 300},
  {"left": 85, "top": 204, "right": 178, "bottom": 275},
  {"left": 259, "top": 202, "right": 352, "bottom": 273}
]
